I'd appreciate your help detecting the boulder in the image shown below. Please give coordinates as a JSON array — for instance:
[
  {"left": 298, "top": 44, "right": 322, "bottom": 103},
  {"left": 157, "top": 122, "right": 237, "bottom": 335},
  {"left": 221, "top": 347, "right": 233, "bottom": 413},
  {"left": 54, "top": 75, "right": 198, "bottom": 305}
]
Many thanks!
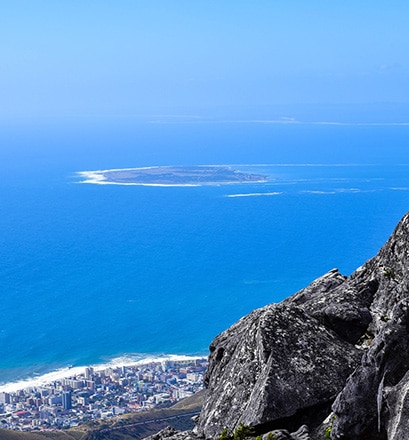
[{"left": 196, "top": 274, "right": 362, "bottom": 438}]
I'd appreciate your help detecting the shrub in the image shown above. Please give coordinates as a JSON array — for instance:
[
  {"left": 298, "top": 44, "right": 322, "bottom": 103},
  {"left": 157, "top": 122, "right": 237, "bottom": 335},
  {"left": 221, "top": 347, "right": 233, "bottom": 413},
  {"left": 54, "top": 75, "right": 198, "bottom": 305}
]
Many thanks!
[
  {"left": 383, "top": 267, "right": 395, "bottom": 279},
  {"left": 217, "top": 428, "right": 231, "bottom": 440},
  {"left": 233, "top": 423, "right": 255, "bottom": 440}
]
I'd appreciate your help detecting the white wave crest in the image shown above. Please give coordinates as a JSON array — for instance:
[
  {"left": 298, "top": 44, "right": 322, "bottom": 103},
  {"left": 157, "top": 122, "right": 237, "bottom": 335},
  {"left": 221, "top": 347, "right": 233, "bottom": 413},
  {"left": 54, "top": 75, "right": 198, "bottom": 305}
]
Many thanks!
[
  {"left": 300, "top": 190, "right": 337, "bottom": 195},
  {"left": 226, "top": 192, "right": 283, "bottom": 198}
]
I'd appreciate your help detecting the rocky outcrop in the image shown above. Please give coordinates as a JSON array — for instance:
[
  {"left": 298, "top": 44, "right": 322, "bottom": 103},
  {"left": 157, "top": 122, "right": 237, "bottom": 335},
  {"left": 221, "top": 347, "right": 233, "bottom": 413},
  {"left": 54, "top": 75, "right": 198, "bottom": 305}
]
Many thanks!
[
  {"left": 148, "top": 212, "right": 409, "bottom": 440},
  {"left": 331, "top": 298, "right": 409, "bottom": 439},
  {"left": 197, "top": 295, "right": 360, "bottom": 438},
  {"left": 144, "top": 426, "right": 198, "bottom": 440}
]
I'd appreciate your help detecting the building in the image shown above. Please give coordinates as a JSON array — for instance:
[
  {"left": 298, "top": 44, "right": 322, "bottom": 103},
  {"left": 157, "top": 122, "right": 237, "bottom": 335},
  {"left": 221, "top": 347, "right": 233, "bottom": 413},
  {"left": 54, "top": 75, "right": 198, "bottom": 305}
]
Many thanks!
[
  {"left": 63, "top": 379, "right": 84, "bottom": 389},
  {"left": 0, "top": 392, "right": 10, "bottom": 404},
  {"left": 62, "top": 391, "right": 72, "bottom": 410},
  {"left": 48, "top": 395, "right": 62, "bottom": 405},
  {"left": 85, "top": 367, "right": 94, "bottom": 379}
]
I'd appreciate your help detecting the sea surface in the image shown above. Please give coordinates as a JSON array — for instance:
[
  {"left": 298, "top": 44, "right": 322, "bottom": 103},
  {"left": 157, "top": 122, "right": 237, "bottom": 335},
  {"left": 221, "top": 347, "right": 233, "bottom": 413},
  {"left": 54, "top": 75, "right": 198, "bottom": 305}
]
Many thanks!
[{"left": 0, "top": 117, "right": 408, "bottom": 389}]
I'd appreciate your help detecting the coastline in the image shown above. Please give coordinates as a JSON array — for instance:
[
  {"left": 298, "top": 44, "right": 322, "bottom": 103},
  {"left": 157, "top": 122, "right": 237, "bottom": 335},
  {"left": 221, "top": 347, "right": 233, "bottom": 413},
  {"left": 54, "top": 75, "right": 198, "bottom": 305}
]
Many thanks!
[{"left": 0, "top": 353, "right": 206, "bottom": 393}]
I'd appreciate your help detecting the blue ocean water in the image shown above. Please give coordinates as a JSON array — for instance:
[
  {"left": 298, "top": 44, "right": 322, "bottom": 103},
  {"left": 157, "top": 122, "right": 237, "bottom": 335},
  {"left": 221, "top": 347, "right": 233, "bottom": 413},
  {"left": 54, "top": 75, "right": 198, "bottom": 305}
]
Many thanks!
[{"left": 0, "top": 119, "right": 408, "bottom": 385}]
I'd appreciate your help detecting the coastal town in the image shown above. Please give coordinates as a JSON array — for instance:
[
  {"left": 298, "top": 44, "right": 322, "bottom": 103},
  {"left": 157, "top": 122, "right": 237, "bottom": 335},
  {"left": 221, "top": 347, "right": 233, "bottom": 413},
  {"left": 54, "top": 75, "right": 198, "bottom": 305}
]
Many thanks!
[{"left": 0, "top": 358, "right": 207, "bottom": 432}]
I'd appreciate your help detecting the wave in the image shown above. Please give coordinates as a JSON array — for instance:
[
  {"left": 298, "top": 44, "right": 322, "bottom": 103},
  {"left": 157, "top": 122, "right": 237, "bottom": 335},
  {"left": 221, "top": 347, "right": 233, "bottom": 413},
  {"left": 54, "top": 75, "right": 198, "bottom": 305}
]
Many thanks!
[
  {"left": 226, "top": 192, "right": 283, "bottom": 198},
  {"left": 301, "top": 190, "right": 337, "bottom": 195},
  {"left": 0, "top": 354, "right": 206, "bottom": 393},
  {"left": 336, "top": 188, "right": 378, "bottom": 193},
  {"left": 301, "top": 188, "right": 379, "bottom": 195}
]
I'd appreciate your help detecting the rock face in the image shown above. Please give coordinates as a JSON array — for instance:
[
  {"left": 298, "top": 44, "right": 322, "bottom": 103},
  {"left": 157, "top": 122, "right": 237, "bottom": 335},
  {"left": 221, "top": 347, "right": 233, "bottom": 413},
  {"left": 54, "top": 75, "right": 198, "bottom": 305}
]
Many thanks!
[
  {"left": 331, "top": 299, "right": 409, "bottom": 439},
  {"left": 198, "top": 293, "right": 360, "bottom": 438},
  {"left": 149, "top": 212, "right": 409, "bottom": 440}
]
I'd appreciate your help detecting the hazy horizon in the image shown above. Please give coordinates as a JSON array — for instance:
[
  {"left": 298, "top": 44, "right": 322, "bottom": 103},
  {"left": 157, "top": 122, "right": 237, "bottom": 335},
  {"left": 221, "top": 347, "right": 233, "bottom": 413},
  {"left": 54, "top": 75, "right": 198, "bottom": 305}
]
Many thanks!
[{"left": 1, "top": 1, "right": 409, "bottom": 121}]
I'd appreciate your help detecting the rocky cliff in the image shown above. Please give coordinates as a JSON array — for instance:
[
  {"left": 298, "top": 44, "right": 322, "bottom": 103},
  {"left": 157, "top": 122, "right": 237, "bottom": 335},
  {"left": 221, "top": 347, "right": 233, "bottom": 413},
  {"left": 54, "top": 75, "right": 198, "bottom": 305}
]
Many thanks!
[{"left": 149, "top": 212, "right": 409, "bottom": 440}]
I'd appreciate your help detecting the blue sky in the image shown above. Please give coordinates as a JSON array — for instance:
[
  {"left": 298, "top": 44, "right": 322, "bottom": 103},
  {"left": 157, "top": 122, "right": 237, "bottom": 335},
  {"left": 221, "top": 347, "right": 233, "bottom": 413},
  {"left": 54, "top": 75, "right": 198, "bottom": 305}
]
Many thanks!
[{"left": 1, "top": 1, "right": 408, "bottom": 118}]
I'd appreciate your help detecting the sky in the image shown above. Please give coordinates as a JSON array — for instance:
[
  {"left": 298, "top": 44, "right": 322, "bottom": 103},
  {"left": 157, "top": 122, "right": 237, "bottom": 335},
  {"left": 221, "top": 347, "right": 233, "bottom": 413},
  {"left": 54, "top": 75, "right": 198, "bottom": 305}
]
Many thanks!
[{"left": 1, "top": 1, "right": 409, "bottom": 119}]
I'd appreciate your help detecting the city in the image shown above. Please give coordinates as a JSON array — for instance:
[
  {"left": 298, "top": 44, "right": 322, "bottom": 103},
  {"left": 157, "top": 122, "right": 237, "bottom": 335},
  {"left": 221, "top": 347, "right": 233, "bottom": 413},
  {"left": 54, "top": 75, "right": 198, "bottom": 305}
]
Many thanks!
[{"left": 0, "top": 358, "right": 207, "bottom": 432}]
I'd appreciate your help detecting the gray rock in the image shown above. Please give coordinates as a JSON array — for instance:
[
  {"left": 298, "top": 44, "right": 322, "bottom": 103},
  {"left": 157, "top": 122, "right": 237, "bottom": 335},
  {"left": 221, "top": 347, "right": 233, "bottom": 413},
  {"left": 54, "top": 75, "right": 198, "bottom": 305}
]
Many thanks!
[
  {"left": 385, "top": 371, "right": 409, "bottom": 440},
  {"left": 143, "top": 426, "right": 198, "bottom": 440},
  {"left": 283, "top": 268, "right": 347, "bottom": 307},
  {"left": 314, "top": 303, "right": 372, "bottom": 344},
  {"left": 331, "top": 299, "right": 409, "bottom": 439},
  {"left": 285, "top": 269, "right": 378, "bottom": 345},
  {"left": 262, "top": 430, "right": 292, "bottom": 440},
  {"left": 328, "top": 212, "right": 409, "bottom": 439},
  {"left": 196, "top": 296, "right": 361, "bottom": 438},
  {"left": 290, "top": 424, "right": 311, "bottom": 440}
]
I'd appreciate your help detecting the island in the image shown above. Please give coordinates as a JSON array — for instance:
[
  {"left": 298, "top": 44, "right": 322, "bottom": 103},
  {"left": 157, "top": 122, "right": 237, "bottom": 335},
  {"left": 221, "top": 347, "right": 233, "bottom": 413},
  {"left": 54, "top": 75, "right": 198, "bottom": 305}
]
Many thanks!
[{"left": 77, "top": 165, "right": 268, "bottom": 186}]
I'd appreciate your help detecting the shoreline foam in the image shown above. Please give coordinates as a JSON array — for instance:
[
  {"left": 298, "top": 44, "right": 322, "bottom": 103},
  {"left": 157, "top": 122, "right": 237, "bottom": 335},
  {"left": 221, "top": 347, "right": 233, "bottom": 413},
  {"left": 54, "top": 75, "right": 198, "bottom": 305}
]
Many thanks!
[{"left": 0, "top": 354, "right": 206, "bottom": 393}]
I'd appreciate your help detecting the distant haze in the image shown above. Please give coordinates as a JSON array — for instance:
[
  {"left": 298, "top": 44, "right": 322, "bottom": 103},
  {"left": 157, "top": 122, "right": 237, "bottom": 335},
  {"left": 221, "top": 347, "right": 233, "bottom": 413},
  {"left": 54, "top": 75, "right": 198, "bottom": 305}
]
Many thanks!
[{"left": 1, "top": 1, "right": 408, "bottom": 120}]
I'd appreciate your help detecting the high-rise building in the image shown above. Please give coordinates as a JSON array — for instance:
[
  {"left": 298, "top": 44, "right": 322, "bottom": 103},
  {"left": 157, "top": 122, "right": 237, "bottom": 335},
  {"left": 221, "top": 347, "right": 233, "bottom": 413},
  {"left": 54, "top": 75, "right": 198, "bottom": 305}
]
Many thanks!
[
  {"left": 62, "top": 391, "right": 72, "bottom": 410},
  {"left": 85, "top": 367, "right": 94, "bottom": 379},
  {"left": 0, "top": 392, "right": 10, "bottom": 404},
  {"left": 85, "top": 380, "right": 95, "bottom": 391}
]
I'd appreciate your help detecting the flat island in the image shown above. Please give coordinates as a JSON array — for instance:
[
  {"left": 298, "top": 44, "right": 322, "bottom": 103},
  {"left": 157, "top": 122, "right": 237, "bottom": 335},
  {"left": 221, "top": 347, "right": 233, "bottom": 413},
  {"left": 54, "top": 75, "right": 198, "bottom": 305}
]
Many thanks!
[{"left": 77, "top": 165, "right": 268, "bottom": 186}]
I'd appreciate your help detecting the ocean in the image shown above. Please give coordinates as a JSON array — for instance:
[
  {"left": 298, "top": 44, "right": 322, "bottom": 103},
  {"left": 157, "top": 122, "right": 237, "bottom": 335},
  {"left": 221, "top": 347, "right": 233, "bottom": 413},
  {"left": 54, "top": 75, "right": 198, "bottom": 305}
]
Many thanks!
[{"left": 0, "top": 118, "right": 408, "bottom": 389}]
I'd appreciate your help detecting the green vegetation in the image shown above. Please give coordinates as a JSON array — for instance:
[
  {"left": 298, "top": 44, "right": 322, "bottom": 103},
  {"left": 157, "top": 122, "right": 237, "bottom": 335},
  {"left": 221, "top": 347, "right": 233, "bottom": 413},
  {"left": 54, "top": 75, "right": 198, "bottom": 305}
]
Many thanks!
[
  {"left": 383, "top": 267, "right": 396, "bottom": 280},
  {"left": 324, "top": 414, "right": 337, "bottom": 439},
  {"left": 216, "top": 423, "right": 256, "bottom": 440},
  {"left": 216, "top": 428, "right": 230, "bottom": 440},
  {"left": 233, "top": 423, "right": 255, "bottom": 440}
]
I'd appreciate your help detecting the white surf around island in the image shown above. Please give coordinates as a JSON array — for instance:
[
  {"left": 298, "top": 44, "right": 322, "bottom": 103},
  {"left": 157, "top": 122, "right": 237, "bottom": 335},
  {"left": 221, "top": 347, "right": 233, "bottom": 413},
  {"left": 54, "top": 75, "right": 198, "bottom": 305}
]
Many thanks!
[
  {"left": 77, "top": 174, "right": 202, "bottom": 187},
  {"left": 76, "top": 163, "right": 388, "bottom": 187},
  {"left": 0, "top": 354, "right": 206, "bottom": 393},
  {"left": 77, "top": 170, "right": 204, "bottom": 187},
  {"left": 75, "top": 165, "right": 269, "bottom": 187}
]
